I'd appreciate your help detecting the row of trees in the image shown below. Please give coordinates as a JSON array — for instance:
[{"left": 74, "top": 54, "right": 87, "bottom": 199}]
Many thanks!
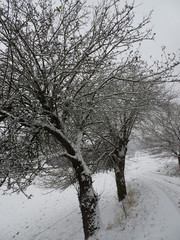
[{"left": 0, "top": 0, "right": 179, "bottom": 239}]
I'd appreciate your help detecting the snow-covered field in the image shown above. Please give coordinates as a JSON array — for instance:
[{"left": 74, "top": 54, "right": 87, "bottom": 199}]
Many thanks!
[{"left": 1, "top": 153, "right": 180, "bottom": 240}]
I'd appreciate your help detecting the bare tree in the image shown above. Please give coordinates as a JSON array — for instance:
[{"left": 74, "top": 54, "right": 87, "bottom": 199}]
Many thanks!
[
  {"left": 140, "top": 101, "right": 180, "bottom": 170},
  {"left": 0, "top": 0, "right": 178, "bottom": 238},
  {"left": 86, "top": 59, "right": 174, "bottom": 202}
]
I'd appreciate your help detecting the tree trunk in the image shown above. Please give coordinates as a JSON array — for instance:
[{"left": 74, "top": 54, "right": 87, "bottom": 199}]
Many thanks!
[
  {"left": 178, "top": 155, "right": 180, "bottom": 170},
  {"left": 112, "top": 142, "right": 127, "bottom": 202},
  {"left": 114, "top": 155, "right": 127, "bottom": 202},
  {"left": 78, "top": 174, "right": 101, "bottom": 240},
  {"left": 72, "top": 154, "right": 101, "bottom": 239}
]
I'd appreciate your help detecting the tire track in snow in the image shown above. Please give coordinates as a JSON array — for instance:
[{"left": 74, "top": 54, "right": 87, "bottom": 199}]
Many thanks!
[
  {"left": 141, "top": 173, "right": 180, "bottom": 215},
  {"left": 138, "top": 173, "right": 180, "bottom": 240}
]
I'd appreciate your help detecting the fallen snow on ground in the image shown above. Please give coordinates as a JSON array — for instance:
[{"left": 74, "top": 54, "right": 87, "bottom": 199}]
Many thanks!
[{"left": 1, "top": 152, "right": 180, "bottom": 240}]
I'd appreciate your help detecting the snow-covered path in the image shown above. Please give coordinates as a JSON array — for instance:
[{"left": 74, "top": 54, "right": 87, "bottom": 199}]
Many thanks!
[
  {"left": 137, "top": 173, "right": 180, "bottom": 240},
  {"left": 124, "top": 154, "right": 180, "bottom": 240},
  {"left": 0, "top": 153, "right": 180, "bottom": 240}
]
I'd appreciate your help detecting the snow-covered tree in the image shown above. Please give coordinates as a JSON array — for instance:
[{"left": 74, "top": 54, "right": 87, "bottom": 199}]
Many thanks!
[
  {"left": 0, "top": 0, "right": 178, "bottom": 238},
  {"left": 140, "top": 101, "right": 180, "bottom": 170},
  {"left": 86, "top": 60, "right": 169, "bottom": 201}
]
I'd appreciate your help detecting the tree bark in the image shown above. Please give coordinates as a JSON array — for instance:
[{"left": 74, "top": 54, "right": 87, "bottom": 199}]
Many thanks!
[
  {"left": 114, "top": 155, "right": 127, "bottom": 202},
  {"left": 112, "top": 141, "right": 127, "bottom": 202},
  {"left": 178, "top": 155, "right": 180, "bottom": 170},
  {"left": 72, "top": 154, "right": 101, "bottom": 239}
]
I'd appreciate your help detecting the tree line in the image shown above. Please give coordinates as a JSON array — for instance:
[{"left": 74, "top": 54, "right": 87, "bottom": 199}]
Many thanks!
[{"left": 0, "top": 0, "right": 179, "bottom": 239}]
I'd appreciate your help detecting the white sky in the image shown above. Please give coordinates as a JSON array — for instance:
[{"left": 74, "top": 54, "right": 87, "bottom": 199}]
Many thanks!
[
  {"left": 1, "top": 0, "right": 179, "bottom": 73},
  {"left": 1, "top": 0, "right": 179, "bottom": 62},
  {"left": 133, "top": 0, "right": 180, "bottom": 93},
  {"left": 135, "top": 0, "right": 180, "bottom": 61}
]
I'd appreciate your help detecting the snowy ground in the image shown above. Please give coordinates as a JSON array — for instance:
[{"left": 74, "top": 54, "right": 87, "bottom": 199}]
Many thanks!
[{"left": 0, "top": 152, "right": 180, "bottom": 240}]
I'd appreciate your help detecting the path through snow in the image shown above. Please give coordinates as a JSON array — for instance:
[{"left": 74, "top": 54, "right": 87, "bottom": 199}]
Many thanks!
[{"left": 124, "top": 153, "right": 180, "bottom": 240}]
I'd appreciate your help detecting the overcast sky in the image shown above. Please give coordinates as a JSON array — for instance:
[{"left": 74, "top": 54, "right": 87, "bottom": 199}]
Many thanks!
[
  {"left": 1, "top": 0, "right": 179, "bottom": 69},
  {"left": 134, "top": 0, "right": 180, "bottom": 61}
]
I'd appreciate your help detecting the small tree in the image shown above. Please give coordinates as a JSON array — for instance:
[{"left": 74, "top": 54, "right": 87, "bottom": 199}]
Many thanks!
[{"left": 140, "top": 101, "right": 180, "bottom": 170}]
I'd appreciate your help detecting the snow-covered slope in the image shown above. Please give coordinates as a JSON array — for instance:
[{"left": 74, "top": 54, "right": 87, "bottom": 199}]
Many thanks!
[{"left": 0, "top": 153, "right": 180, "bottom": 240}]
